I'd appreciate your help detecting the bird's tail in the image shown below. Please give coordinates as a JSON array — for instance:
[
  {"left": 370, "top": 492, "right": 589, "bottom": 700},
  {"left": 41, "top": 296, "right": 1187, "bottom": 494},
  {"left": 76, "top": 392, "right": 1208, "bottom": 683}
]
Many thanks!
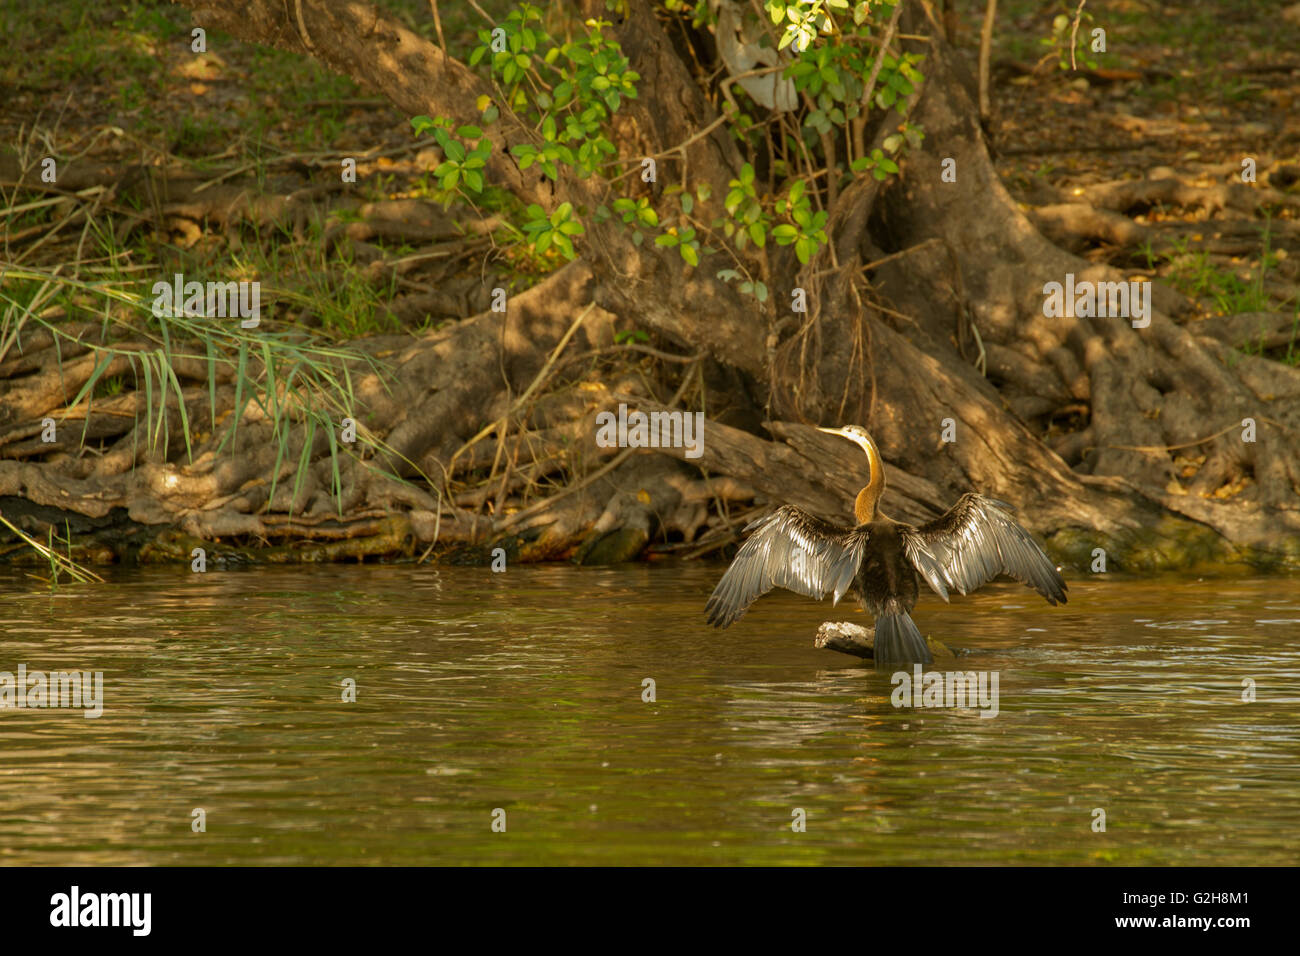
[{"left": 874, "top": 610, "right": 932, "bottom": 667}]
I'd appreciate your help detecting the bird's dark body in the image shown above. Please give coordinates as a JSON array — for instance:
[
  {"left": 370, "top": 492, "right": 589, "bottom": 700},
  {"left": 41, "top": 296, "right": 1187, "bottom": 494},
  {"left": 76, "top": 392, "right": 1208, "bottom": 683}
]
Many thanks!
[
  {"left": 703, "top": 424, "right": 1067, "bottom": 667},
  {"left": 854, "top": 519, "right": 918, "bottom": 616}
]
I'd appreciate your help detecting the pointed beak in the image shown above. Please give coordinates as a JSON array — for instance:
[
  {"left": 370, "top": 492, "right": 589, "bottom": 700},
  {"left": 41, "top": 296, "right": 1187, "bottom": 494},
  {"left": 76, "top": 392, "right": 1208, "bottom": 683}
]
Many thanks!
[{"left": 818, "top": 426, "right": 875, "bottom": 460}]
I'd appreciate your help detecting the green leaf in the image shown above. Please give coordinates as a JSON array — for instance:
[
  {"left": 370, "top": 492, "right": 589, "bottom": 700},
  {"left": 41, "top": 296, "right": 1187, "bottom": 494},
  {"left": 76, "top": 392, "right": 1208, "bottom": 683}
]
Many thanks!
[
  {"left": 287, "top": 415, "right": 316, "bottom": 517},
  {"left": 64, "top": 352, "right": 113, "bottom": 417},
  {"left": 655, "top": 232, "right": 679, "bottom": 247},
  {"left": 748, "top": 222, "right": 766, "bottom": 247},
  {"left": 205, "top": 339, "right": 217, "bottom": 431},
  {"left": 158, "top": 354, "right": 193, "bottom": 462},
  {"left": 221, "top": 342, "right": 250, "bottom": 454},
  {"left": 324, "top": 414, "right": 343, "bottom": 515},
  {"left": 680, "top": 243, "right": 699, "bottom": 267},
  {"left": 141, "top": 353, "right": 157, "bottom": 447},
  {"left": 550, "top": 201, "right": 573, "bottom": 226},
  {"left": 456, "top": 125, "right": 483, "bottom": 139}
]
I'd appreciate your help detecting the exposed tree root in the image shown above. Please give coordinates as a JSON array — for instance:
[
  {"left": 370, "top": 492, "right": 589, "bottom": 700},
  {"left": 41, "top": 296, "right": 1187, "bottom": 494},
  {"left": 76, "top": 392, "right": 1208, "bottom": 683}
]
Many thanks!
[{"left": 2, "top": 0, "right": 1298, "bottom": 576}]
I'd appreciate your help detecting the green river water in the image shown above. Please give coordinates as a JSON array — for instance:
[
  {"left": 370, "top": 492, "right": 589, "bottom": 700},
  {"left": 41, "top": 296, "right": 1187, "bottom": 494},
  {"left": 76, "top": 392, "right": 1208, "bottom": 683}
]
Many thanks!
[{"left": 1, "top": 565, "right": 1296, "bottom": 865}]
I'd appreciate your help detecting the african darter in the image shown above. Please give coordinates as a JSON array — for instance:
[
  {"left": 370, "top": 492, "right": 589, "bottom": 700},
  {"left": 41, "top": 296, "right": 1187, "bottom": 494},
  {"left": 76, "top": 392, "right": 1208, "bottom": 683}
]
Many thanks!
[{"left": 705, "top": 426, "right": 1067, "bottom": 665}]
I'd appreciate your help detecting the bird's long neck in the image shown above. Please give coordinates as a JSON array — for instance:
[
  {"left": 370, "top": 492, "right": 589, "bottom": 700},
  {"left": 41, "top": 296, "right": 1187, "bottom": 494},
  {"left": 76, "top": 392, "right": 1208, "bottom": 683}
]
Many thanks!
[{"left": 853, "top": 436, "right": 884, "bottom": 524}]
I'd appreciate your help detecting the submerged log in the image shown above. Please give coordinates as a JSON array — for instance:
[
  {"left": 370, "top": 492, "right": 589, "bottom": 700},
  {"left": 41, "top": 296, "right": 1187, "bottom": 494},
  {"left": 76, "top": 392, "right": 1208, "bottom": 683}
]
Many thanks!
[{"left": 815, "top": 621, "right": 959, "bottom": 661}]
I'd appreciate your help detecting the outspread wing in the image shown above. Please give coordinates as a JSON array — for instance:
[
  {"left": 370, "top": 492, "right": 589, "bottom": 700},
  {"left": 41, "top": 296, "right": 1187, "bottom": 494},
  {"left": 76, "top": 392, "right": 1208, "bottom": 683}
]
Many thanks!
[
  {"left": 899, "top": 493, "right": 1067, "bottom": 605},
  {"left": 705, "top": 506, "right": 869, "bottom": 628}
]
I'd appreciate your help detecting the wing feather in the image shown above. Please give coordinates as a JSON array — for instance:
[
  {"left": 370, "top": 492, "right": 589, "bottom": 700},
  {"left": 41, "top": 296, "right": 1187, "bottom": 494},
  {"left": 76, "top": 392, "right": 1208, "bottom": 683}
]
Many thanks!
[
  {"left": 705, "top": 506, "right": 869, "bottom": 628},
  {"left": 900, "top": 494, "right": 1067, "bottom": 605}
]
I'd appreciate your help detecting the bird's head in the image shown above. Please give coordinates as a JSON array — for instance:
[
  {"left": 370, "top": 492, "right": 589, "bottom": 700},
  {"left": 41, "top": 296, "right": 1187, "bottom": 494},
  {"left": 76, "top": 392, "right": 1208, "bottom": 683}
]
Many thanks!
[
  {"left": 817, "top": 424, "right": 875, "bottom": 454},
  {"left": 818, "top": 425, "right": 884, "bottom": 522}
]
